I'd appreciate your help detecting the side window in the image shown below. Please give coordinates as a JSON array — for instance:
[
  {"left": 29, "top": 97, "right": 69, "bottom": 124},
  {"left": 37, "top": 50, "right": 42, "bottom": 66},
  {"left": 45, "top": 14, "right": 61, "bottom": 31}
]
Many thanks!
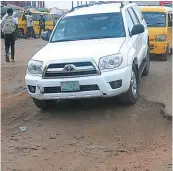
[
  {"left": 125, "top": 10, "right": 134, "bottom": 33},
  {"left": 32, "top": 14, "right": 40, "bottom": 21},
  {"left": 44, "top": 14, "right": 51, "bottom": 21},
  {"left": 168, "top": 13, "right": 172, "bottom": 22},
  {"left": 128, "top": 7, "right": 139, "bottom": 24},
  {"left": 133, "top": 5, "right": 144, "bottom": 21},
  {"left": 131, "top": 7, "right": 140, "bottom": 23}
]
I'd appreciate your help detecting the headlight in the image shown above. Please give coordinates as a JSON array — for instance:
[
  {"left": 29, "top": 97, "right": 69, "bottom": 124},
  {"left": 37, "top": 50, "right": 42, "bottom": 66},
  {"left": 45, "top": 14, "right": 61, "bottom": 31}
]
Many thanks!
[
  {"left": 27, "top": 60, "right": 43, "bottom": 76},
  {"left": 99, "top": 54, "right": 123, "bottom": 70},
  {"left": 155, "top": 34, "right": 166, "bottom": 42}
]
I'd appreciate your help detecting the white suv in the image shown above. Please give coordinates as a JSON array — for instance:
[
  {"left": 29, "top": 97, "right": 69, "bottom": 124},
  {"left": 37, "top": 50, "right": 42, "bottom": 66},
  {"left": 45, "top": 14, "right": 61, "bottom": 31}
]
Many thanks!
[{"left": 25, "top": 2, "right": 150, "bottom": 109}]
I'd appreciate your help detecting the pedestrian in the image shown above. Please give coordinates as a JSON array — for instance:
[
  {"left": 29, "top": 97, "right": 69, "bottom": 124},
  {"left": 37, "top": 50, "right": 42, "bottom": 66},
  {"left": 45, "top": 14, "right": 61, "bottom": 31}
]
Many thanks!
[
  {"left": 39, "top": 14, "right": 45, "bottom": 37},
  {"left": 1, "top": 8, "right": 17, "bottom": 63},
  {"left": 54, "top": 16, "right": 58, "bottom": 27},
  {"left": 2, "top": 12, "right": 18, "bottom": 40},
  {"left": 26, "top": 12, "right": 36, "bottom": 39}
]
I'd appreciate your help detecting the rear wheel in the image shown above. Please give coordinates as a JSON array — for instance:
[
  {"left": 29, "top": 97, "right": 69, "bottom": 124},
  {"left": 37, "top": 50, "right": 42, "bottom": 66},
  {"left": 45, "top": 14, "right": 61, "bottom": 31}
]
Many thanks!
[
  {"left": 119, "top": 64, "right": 139, "bottom": 105},
  {"left": 33, "top": 98, "right": 57, "bottom": 110}
]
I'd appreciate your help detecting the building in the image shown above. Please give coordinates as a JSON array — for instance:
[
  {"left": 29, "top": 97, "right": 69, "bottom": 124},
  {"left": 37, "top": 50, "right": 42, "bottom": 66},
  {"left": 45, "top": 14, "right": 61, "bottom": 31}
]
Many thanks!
[{"left": 1, "top": 1, "right": 45, "bottom": 8}]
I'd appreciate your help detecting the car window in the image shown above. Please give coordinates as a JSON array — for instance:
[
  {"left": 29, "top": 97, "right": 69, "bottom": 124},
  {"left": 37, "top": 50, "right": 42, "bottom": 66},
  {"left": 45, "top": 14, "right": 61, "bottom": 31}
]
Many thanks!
[
  {"left": 133, "top": 5, "right": 144, "bottom": 22},
  {"left": 142, "top": 12, "right": 166, "bottom": 27},
  {"left": 32, "top": 14, "right": 40, "bottom": 21},
  {"left": 44, "top": 14, "right": 51, "bottom": 21},
  {"left": 125, "top": 10, "right": 134, "bottom": 33},
  {"left": 51, "top": 13, "right": 126, "bottom": 42},
  {"left": 168, "top": 13, "right": 172, "bottom": 22},
  {"left": 128, "top": 7, "right": 139, "bottom": 24}
]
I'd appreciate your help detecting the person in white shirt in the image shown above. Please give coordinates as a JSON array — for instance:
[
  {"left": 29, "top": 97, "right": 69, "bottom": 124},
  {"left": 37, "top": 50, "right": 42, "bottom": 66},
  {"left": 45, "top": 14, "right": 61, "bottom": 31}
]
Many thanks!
[
  {"left": 26, "top": 12, "right": 36, "bottom": 39},
  {"left": 2, "top": 8, "right": 18, "bottom": 62}
]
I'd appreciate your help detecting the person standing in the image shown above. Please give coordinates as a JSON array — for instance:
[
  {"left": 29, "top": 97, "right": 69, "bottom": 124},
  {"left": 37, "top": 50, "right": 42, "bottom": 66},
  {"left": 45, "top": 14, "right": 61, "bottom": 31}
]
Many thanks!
[
  {"left": 1, "top": 8, "right": 17, "bottom": 63},
  {"left": 39, "top": 14, "right": 45, "bottom": 37},
  {"left": 54, "top": 16, "right": 58, "bottom": 27},
  {"left": 26, "top": 12, "right": 36, "bottom": 39}
]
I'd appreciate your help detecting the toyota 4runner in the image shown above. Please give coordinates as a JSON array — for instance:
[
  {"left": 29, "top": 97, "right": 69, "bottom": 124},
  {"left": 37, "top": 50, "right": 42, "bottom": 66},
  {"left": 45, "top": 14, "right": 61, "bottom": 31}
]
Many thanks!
[{"left": 25, "top": 1, "right": 150, "bottom": 109}]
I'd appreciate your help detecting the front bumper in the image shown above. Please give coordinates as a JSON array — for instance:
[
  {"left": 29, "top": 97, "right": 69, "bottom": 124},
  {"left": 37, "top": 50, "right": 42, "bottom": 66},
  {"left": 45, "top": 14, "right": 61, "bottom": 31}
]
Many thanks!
[
  {"left": 25, "top": 65, "right": 132, "bottom": 100},
  {"left": 149, "top": 42, "right": 168, "bottom": 55}
]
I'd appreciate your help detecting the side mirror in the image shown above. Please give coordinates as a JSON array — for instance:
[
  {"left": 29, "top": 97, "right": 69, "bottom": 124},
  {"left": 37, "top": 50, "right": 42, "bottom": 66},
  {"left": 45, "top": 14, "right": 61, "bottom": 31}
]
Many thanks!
[
  {"left": 168, "top": 21, "right": 172, "bottom": 27},
  {"left": 41, "top": 31, "right": 49, "bottom": 41},
  {"left": 131, "top": 24, "right": 145, "bottom": 36}
]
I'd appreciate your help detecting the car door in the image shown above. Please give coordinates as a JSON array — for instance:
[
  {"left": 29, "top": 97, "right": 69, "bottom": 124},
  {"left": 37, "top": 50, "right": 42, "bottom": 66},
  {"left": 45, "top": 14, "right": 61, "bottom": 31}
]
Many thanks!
[
  {"left": 132, "top": 4, "right": 148, "bottom": 59},
  {"left": 126, "top": 7, "right": 143, "bottom": 66}
]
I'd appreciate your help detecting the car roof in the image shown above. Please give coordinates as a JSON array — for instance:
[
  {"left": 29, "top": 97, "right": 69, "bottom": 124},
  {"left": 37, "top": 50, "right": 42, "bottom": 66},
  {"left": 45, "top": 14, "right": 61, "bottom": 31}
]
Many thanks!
[
  {"left": 65, "top": 3, "right": 123, "bottom": 17},
  {"left": 140, "top": 6, "right": 172, "bottom": 13}
]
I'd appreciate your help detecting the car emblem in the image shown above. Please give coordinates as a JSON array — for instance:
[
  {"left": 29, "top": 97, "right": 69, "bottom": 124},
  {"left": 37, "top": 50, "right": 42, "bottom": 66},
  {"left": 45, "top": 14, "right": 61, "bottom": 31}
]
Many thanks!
[{"left": 63, "top": 64, "right": 76, "bottom": 72}]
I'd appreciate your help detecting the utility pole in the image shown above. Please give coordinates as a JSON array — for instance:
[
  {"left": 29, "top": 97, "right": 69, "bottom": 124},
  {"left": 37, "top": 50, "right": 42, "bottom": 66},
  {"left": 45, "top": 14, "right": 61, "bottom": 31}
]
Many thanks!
[{"left": 72, "top": 1, "right": 74, "bottom": 9}]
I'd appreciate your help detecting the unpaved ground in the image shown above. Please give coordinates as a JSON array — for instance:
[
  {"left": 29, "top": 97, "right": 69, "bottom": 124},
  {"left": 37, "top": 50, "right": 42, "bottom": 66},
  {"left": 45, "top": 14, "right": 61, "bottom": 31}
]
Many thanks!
[{"left": 1, "top": 39, "right": 172, "bottom": 171}]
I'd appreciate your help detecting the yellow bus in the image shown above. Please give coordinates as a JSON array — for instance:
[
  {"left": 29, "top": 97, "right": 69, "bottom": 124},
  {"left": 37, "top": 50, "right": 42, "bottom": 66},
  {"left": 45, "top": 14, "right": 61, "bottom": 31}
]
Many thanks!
[
  {"left": 13, "top": 10, "right": 54, "bottom": 37},
  {"left": 140, "top": 6, "right": 172, "bottom": 61}
]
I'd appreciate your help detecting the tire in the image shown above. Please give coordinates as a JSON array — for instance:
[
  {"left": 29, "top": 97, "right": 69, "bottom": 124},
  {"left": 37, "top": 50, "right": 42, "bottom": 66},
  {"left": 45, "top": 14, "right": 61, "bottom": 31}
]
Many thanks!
[
  {"left": 161, "top": 47, "right": 169, "bottom": 61},
  {"left": 119, "top": 64, "right": 139, "bottom": 105},
  {"left": 142, "top": 46, "right": 150, "bottom": 76},
  {"left": 18, "top": 28, "right": 24, "bottom": 38},
  {"left": 33, "top": 98, "right": 57, "bottom": 110}
]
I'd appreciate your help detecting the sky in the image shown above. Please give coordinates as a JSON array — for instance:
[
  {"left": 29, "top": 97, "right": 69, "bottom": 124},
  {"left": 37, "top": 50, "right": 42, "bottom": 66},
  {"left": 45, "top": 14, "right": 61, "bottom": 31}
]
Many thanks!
[
  {"left": 45, "top": 1, "right": 161, "bottom": 9},
  {"left": 45, "top": 1, "right": 72, "bottom": 9}
]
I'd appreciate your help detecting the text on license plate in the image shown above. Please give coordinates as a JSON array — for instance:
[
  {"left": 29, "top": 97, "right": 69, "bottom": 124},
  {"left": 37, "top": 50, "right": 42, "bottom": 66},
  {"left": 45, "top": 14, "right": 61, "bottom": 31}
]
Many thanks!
[{"left": 61, "top": 81, "right": 80, "bottom": 92}]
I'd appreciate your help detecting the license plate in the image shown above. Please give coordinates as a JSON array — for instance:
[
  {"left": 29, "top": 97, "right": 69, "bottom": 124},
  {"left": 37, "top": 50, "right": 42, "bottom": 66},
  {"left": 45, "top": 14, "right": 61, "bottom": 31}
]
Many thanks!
[{"left": 61, "top": 81, "right": 80, "bottom": 92}]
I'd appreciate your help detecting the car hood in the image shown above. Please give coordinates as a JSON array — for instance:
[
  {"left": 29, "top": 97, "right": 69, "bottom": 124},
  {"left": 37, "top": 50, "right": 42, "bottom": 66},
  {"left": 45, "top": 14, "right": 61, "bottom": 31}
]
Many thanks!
[
  {"left": 32, "top": 38, "right": 126, "bottom": 64},
  {"left": 148, "top": 27, "right": 166, "bottom": 41}
]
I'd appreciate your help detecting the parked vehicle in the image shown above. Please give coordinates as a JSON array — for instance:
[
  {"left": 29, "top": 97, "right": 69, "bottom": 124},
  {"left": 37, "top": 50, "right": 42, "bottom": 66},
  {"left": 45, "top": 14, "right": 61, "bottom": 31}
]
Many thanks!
[
  {"left": 13, "top": 10, "right": 54, "bottom": 37},
  {"left": 25, "top": 1, "right": 150, "bottom": 109},
  {"left": 140, "top": 6, "right": 172, "bottom": 61}
]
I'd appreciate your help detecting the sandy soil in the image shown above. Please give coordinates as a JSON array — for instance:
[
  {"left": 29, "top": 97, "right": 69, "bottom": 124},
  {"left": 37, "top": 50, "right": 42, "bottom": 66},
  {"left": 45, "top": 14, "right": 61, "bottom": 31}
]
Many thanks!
[{"left": 1, "top": 39, "right": 172, "bottom": 171}]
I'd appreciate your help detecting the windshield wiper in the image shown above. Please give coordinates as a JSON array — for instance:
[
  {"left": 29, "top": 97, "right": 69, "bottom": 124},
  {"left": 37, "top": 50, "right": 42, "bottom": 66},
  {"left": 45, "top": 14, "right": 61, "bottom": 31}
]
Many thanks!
[{"left": 78, "top": 36, "right": 115, "bottom": 40}]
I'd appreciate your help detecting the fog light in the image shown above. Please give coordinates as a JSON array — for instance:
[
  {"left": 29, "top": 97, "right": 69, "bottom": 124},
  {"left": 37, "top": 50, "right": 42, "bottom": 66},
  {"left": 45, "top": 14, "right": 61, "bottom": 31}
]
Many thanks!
[
  {"left": 28, "top": 85, "right": 36, "bottom": 93},
  {"left": 109, "top": 80, "right": 122, "bottom": 89}
]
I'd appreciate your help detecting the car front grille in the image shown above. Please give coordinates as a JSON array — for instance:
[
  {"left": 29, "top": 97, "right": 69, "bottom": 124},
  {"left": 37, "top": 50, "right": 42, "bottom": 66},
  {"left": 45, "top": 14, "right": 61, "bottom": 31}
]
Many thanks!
[
  {"left": 44, "top": 84, "right": 99, "bottom": 93},
  {"left": 43, "top": 61, "right": 99, "bottom": 78}
]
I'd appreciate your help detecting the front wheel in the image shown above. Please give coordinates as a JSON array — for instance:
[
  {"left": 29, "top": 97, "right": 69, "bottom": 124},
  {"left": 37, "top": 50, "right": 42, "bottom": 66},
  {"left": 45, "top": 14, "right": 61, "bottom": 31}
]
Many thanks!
[
  {"left": 161, "top": 47, "right": 169, "bottom": 61},
  {"left": 119, "top": 64, "right": 139, "bottom": 105},
  {"left": 33, "top": 98, "right": 57, "bottom": 110}
]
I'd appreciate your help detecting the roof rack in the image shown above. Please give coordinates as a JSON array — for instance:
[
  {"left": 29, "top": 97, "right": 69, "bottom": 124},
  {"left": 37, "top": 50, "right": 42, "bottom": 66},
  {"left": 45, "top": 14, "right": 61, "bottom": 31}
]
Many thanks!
[{"left": 71, "top": 1, "right": 133, "bottom": 11}]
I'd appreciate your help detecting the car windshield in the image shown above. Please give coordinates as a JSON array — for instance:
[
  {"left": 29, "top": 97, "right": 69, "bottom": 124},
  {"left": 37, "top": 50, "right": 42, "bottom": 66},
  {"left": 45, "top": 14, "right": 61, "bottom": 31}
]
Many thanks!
[
  {"left": 51, "top": 13, "right": 125, "bottom": 42},
  {"left": 142, "top": 12, "right": 166, "bottom": 27}
]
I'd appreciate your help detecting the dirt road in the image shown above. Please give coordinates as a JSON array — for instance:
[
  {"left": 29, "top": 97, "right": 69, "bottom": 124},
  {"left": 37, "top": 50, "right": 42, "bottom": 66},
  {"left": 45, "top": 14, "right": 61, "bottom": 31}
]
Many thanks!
[{"left": 1, "top": 39, "right": 172, "bottom": 171}]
